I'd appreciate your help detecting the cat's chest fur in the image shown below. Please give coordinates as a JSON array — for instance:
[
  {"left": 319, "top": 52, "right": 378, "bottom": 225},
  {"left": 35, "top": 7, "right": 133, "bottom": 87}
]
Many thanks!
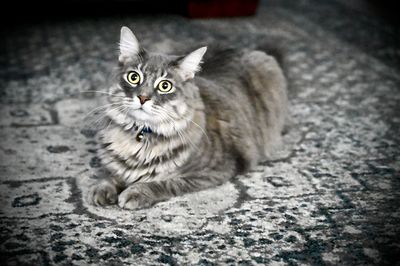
[{"left": 99, "top": 125, "right": 194, "bottom": 185}]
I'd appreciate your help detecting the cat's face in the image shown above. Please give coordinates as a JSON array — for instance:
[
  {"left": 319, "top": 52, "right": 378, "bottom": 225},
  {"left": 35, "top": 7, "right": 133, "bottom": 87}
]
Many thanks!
[
  {"left": 107, "top": 27, "right": 206, "bottom": 135},
  {"left": 116, "top": 53, "right": 197, "bottom": 125}
]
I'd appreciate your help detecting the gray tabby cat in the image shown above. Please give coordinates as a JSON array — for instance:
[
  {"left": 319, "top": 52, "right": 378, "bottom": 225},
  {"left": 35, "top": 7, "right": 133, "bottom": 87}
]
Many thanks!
[{"left": 87, "top": 26, "right": 287, "bottom": 210}]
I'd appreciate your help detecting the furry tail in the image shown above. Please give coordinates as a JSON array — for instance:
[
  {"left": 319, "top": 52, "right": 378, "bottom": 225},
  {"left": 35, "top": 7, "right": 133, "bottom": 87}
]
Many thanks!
[{"left": 255, "top": 34, "right": 289, "bottom": 74}]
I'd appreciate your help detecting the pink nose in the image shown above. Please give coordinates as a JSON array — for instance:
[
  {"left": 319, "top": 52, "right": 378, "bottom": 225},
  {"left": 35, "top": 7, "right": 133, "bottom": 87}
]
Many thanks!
[{"left": 138, "top": 95, "right": 150, "bottom": 105}]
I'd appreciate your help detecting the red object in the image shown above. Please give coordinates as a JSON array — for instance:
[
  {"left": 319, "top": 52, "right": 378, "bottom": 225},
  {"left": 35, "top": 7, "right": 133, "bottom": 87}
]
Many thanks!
[{"left": 188, "top": 0, "right": 260, "bottom": 18}]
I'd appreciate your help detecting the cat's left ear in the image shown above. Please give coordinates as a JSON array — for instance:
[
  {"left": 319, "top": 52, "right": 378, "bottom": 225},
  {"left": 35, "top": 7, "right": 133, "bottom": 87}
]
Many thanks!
[
  {"left": 176, "top": 47, "right": 207, "bottom": 80},
  {"left": 119, "top": 26, "right": 140, "bottom": 63}
]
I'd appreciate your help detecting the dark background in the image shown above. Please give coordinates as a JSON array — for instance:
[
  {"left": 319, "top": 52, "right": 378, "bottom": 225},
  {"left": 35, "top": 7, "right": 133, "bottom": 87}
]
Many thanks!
[{"left": 1, "top": 0, "right": 399, "bottom": 25}]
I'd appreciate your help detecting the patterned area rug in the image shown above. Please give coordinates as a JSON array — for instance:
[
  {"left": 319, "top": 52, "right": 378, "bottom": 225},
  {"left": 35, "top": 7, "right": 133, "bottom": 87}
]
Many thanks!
[{"left": 1, "top": 0, "right": 399, "bottom": 265}]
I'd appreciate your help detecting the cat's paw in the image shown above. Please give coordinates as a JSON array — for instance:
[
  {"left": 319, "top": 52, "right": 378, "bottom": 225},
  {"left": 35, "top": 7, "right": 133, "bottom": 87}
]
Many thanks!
[
  {"left": 87, "top": 181, "right": 118, "bottom": 206},
  {"left": 118, "top": 185, "right": 154, "bottom": 210}
]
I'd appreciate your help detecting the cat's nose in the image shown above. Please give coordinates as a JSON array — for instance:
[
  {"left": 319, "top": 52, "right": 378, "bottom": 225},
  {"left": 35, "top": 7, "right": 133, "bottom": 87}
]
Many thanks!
[{"left": 137, "top": 95, "right": 150, "bottom": 105}]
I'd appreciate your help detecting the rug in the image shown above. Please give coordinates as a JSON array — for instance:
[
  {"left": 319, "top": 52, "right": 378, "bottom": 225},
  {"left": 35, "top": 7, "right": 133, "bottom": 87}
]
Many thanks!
[{"left": 0, "top": 0, "right": 399, "bottom": 265}]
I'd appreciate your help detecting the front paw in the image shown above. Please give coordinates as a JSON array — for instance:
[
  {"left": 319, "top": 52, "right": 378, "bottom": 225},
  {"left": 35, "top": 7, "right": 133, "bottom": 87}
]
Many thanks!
[
  {"left": 87, "top": 181, "right": 118, "bottom": 206},
  {"left": 118, "top": 185, "right": 155, "bottom": 210}
]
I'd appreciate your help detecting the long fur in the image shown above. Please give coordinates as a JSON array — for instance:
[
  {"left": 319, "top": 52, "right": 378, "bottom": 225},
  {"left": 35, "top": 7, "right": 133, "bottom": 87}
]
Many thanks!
[{"left": 87, "top": 27, "right": 287, "bottom": 210}]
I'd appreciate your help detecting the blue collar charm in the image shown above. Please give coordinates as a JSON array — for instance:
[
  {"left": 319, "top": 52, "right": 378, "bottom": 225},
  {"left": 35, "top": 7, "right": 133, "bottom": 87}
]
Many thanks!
[{"left": 136, "top": 126, "right": 153, "bottom": 142}]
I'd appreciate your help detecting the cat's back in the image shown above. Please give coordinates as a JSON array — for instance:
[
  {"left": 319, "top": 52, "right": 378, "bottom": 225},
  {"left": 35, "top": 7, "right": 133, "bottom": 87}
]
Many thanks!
[
  {"left": 196, "top": 47, "right": 255, "bottom": 108},
  {"left": 200, "top": 48, "right": 244, "bottom": 78},
  {"left": 198, "top": 47, "right": 285, "bottom": 100},
  {"left": 196, "top": 47, "right": 287, "bottom": 163},
  {"left": 197, "top": 47, "right": 286, "bottom": 116}
]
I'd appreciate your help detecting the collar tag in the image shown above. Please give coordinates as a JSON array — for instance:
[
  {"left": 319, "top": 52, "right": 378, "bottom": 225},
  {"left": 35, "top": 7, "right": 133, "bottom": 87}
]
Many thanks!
[{"left": 136, "top": 126, "right": 152, "bottom": 142}]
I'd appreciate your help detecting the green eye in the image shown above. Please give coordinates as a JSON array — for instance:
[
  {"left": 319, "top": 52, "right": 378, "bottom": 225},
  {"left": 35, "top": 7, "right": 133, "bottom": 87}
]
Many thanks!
[
  {"left": 127, "top": 71, "right": 141, "bottom": 85},
  {"left": 157, "top": 80, "right": 173, "bottom": 93}
]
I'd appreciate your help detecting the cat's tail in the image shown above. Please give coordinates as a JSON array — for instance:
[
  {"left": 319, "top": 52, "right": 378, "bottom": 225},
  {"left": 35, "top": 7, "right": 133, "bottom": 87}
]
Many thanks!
[
  {"left": 255, "top": 34, "right": 289, "bottom": 76},
  {"left": 255, "top": 34, "right": 293, "bottom": 136}
]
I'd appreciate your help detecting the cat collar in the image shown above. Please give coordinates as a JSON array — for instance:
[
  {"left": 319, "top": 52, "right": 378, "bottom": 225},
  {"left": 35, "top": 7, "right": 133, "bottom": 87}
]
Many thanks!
[{"left": 136, "top": 126, "right": 153, "bottom": 142}]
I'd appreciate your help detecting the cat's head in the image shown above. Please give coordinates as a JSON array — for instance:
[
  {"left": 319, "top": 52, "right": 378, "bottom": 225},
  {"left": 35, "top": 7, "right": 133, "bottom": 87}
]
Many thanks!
[{"left": 107, "top": 26, "right": 207, "bottom": 136}]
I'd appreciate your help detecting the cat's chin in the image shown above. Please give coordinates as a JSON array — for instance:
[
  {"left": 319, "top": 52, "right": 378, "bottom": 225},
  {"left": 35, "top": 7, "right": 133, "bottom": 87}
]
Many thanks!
[{"left": 130, "top": 109, "right": 156, "bottom": 124}]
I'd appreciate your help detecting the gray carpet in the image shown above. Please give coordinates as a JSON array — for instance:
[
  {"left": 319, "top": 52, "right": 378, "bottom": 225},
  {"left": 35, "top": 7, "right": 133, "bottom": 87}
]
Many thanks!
[{"left": 1, "top": 0, "right": 399, "bottom": 265}]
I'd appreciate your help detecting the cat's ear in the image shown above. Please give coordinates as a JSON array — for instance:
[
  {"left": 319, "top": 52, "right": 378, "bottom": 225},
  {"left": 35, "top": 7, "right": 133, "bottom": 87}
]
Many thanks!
[
  {"left": 176, "top": 47, "right": 207, "bottom": 80},
  {"left": 119, "top": 26, "right": 140, "bottom": 62}
]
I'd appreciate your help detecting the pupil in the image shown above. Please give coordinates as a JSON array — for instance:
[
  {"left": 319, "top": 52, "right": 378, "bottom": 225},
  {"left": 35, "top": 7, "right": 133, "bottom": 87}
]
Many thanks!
[{"left": 162, "top": 82, "right": 168, "bottom": 89}]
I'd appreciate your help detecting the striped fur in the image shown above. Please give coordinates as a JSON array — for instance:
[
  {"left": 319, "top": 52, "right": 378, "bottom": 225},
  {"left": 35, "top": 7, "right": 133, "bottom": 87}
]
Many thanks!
[{"left": 87, "top": 27, "right": 287, "bottom": 209}]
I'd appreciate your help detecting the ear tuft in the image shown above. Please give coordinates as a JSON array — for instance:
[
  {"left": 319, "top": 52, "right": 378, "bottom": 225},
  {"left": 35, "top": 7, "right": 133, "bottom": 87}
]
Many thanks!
[
  {"left": 119, "top": 26, "right": 140, "bottom": 62},
  {"left": 177, "top": 46, "right": 207, "bottom": 80}
]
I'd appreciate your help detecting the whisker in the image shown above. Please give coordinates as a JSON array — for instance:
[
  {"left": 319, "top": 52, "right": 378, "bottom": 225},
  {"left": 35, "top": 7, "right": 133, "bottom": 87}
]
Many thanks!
[
  {"left": 178, "top": 128, "right": 200, "bottom": 152},
  {"left": 123, "top": 105, "right": 132, "bottom": 126},
  {"left": 83, "top": 101, "right": 128, "bottom": 120},
  {"left": 185, "top": 118, "right": 211, "bottom": 143},
  {"left": 153, "top": 105, "right": 210, "bottom": 143},
  {"left": 81, "top": 90, "right": 126, "bottom": 98},
  {"left": 87, "top": 104, "right": 130, "bottom": 129},
  {"left": 106, "top": 106, "right": 130, "bottom": 132},
  {"left": 152, "top": 108, "right": 201, "bottom": 151}
]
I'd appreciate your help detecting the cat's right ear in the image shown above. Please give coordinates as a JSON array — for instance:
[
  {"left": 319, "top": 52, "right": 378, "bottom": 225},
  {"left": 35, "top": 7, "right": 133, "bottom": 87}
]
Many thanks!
[{"left": 119, "top": 26, "right": 140, "bottom": 63}]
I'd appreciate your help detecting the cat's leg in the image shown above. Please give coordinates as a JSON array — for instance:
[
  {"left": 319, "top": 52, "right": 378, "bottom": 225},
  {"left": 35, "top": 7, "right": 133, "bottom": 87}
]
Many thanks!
[
  {"left": 118, "top": 173, "right": 228, "bottom": 210},
  {"left": 87, "top": 178, "right": 122, "bottom": 206}
]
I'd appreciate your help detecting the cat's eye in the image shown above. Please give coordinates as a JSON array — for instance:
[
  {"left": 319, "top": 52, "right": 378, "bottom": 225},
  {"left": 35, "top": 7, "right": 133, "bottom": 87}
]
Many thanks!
[
  {"left": 157, "top": 80, "right": 174, "bottom": 94},
  {"left": 127, "top": 71, "right": 141, "bottom": 85}
]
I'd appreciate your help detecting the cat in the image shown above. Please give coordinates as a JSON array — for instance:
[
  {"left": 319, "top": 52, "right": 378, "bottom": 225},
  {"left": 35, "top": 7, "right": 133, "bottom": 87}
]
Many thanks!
[{"left": 87, "top": 26, "right": 287, "bottom": 210}]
